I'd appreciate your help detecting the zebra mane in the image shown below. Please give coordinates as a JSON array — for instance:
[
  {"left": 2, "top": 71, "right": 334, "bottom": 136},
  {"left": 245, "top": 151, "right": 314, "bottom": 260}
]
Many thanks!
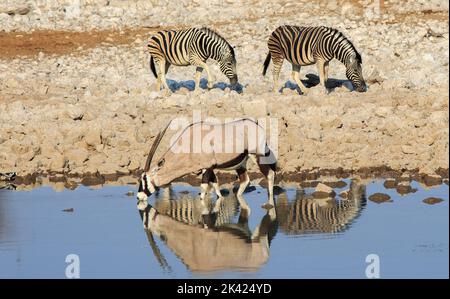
[
  {"left": 332, "top": 27, "right": 362, "bottom": 64},
  {"left": 200, "top": 27, "right": 235, "bottom": 56}
]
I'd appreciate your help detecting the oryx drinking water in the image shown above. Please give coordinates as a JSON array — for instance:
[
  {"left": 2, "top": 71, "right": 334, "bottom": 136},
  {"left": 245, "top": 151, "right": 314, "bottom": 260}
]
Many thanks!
[{"left": 137, "top": 118, "right": 277, "bottom": 211}]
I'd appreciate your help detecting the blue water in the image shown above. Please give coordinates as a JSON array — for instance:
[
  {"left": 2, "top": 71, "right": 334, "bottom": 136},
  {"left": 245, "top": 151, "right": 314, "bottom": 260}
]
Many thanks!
[{"left": 0, "top": 178, "right": 448, "bottom": 278}]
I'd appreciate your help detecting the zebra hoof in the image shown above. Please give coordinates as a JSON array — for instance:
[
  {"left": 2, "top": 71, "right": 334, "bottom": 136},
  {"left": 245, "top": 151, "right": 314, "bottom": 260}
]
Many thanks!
[{"left": 163, "top": 90, "right": 172, "bottom": 97}]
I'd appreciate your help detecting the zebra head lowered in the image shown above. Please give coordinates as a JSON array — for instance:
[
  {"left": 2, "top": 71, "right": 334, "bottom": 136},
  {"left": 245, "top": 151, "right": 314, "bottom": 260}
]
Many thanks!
[
  {"left": 345, "top": 52, "right": 367, "bottom": 92},
  {"left": 200, "top": 27, "right": 238, "bottom": 86},
  {"left": 219, "top": 45, "right": 238, "bottom": 86}
]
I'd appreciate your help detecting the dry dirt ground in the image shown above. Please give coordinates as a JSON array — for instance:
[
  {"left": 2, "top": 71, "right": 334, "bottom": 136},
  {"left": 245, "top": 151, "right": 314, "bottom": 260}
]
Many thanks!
[{"left": 0, "top": 0, "right": 448, "bottom": 187}]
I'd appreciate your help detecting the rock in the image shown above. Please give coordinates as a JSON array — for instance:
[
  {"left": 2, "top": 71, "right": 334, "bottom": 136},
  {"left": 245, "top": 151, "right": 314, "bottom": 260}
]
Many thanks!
[
  {"left": 323, "top": 181, "right": 347, "bottom": 189},
  {"left": 65, "top": 0, "right": 80, "bottom": 19},
  {"left": 126, "top": 191, "right": 134, "bottom": 196},
  {"left": 383, "top": 179, "right": 397, "bottom": 189},
  {"left": 396, "top": 181, "right": 417, "bottom": 195},
  {"left": 369, "top": 193, "right": 391, "bottom": 203},
  {"left": 1, "top": 5, "right": 30, "bottom": 15},
  {"left": 65, "top": 106, "right": 85, "bottom": 121},
  {"left": 422, "top": 174, "right": 443, "bottom": 186},
  {"left": 84, "top": 127, "right": 102, "bottom": 146},
  {"left": 422, "top": 197, "right": 444, "bottom": 205},
  {"left": 49, "top": 153, "right": 67, "bottom": 170},
  {"left": 339, "top": 190, "right": 349, "bottom": 198},
  {"left": 401, "top": 145, "right": 415, "bottom": 154},
  {"left": 313, "top": 183, "right": 336, "bottom": 198},
  {"left": 232, "top": 185, "right": 256, "bottom": 194},
  {"left": 65, "top": 149, "right": 89, "bottom": 168}
]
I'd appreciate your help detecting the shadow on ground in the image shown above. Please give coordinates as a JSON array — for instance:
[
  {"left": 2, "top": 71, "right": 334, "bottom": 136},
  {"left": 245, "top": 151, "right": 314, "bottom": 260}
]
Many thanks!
[
  {"left": 167, "top": 78, "right": 244, "bottom": 94},
  {"left": 280, "top": 73, "right": 355, "bottom": 94}
]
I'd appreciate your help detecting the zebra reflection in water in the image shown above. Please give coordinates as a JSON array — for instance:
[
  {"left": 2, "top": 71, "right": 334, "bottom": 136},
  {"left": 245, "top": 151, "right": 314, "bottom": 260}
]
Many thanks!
[{"left": 276, "top": 181, "right": 367, "bottom": 235}]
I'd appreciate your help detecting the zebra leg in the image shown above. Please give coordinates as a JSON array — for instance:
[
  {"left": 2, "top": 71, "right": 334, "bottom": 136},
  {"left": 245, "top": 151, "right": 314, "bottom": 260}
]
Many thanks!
[
  {"left": 271, "top": 57, "right": 283, "bottom": 94},
  {"left": 190, "top": 56, "right": 214, "bottom": 89},
  {"left": 194, "top": 67, "right": 203, "bottom": 91},
  {"left": 165, "top": 61, "right": 171, "bottom": 74},
  {"left": 316, "top": 59, "right": 329, "bottom": 92},
  {"left": 292, "top": 65, "right": 308, "bottom": 95},
  {"left": 157, "top": 59, "right": 171, "bottom": 96},
  {"left": 201, "top": 63, "right": 214, "bottom": 89},
  {"left": 323, "top": 61, "right": 329, "bottom": 86},
  {"left": 153, "top": 60, "right": 162, "bottom": 92}
]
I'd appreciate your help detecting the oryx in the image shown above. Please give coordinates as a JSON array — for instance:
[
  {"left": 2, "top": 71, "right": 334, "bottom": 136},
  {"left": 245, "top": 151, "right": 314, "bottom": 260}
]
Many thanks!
[{"left": 137, "top": 118, "right": 277, "bottom": 211}]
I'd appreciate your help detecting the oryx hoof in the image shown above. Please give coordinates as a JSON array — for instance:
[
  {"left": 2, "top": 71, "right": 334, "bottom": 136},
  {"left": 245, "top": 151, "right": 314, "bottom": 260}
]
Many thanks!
[{"left": 261, "top": 203, "right": 274, "bottom": 210}]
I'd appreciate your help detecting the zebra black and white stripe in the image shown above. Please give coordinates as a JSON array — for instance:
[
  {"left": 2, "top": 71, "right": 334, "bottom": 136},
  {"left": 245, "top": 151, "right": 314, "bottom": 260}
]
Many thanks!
[
  {"left": 153, "top": 193, "right": 239, "bottom": 228},
  {"left": 276, "top": 182, "right": 366, "bottom": 235},
  {"left": 148, "top": 27, "right": 238, "bottom": 94},
  {"left": 262, "top": 25, "right": 367, "bottom": 94}
]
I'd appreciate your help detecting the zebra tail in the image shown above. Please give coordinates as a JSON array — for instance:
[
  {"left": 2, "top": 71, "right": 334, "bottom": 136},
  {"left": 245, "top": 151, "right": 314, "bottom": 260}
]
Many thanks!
[
  {"left": 150, "top": 56, "right": 158, "bottom": 78},
  {"left": 262, "top": 53, "right": 271, "bottom": 76}
]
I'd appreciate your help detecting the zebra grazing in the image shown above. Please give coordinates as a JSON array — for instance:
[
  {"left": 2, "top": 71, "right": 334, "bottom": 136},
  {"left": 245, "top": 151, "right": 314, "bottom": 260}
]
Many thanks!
[
  {"left": 262, "top": 25, "right": 367, "bottom": 94},
  {"left": 148, "top": 27, "right": 238, "bottom": 95}
]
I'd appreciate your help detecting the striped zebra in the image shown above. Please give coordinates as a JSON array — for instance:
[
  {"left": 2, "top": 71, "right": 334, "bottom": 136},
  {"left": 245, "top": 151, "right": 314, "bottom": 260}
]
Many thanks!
[
  {"left": 276, "top": 182, "right": 366, "bottom": 235},
  {"left": 262, "top": 25, "right": 367, "bottom": 94},
  {"left": 153, "top": 191, "right": 239, "bottom": 228},
  {"left": 148, "top": 27, "right": 238, "bottom": 95}
]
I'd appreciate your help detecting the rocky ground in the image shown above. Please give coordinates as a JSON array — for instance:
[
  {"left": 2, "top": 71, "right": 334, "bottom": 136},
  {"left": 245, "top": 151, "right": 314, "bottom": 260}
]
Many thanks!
[{"left": 0, "top": 0, "right": 449, "bottom": 185}]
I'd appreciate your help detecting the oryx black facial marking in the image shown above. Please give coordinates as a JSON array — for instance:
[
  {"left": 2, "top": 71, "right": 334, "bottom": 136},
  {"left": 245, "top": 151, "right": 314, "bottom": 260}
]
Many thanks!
[{"left": 139, "top": 174, "right": 152, "bottom": 197}]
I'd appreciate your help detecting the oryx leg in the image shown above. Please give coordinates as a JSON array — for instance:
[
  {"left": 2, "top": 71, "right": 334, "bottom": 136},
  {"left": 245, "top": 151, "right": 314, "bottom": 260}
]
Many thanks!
[
  {"left": 210, "top": 171, "right": 222, "bottom": 198},
  {"left": 210, "top": 171, "right": 224, "bottom": 213},
  {"left": 271, "top": 55, "right": 283, "bottom": 94},
  {"left": 190, "top": 56, "right": 214, "bottom": 89},
  {"left": 292, "top": 65, "right": 308, "bottom": 95},
  {"left": 199, "top": 169, "right": 214, "bottom": 214},
  {"left": 257, "top": 158, "right": 276, "bottom": 208},
  {"left": 235, "top": 168, "right": 251, "bottom": 213}
]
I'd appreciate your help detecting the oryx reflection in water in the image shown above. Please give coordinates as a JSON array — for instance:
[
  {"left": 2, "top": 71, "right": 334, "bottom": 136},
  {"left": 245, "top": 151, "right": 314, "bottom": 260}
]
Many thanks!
[
  {"left": 137, "top": 190, "right": 277, "bottom": 273},
  {"left": 137, "top": 180, "right": 367, "bottom": 273}
]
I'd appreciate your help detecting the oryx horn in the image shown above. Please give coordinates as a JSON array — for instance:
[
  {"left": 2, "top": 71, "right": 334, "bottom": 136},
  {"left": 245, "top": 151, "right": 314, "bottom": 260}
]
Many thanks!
[{"left": 144, "top": 122, "right": 170, "bottom": 171}]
